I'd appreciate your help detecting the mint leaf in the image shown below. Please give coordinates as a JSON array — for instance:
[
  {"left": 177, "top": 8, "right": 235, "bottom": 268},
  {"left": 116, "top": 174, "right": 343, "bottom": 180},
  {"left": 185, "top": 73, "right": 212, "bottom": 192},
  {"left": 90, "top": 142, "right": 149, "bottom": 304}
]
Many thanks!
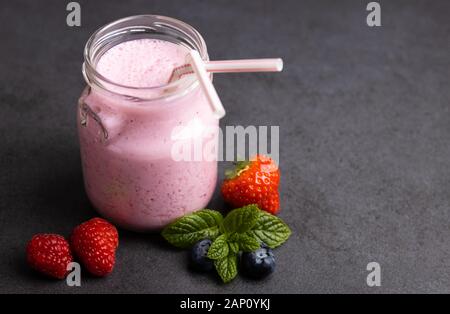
[
  {"left": 214, "top": 253, "right": 238, "bottom": 283},
  {"left": 233, "top": 233, "right": 261, "bottom": 252},
  {"left": 222, "top": 204, "right": 260, "bottom": 233},
  {"left": 161, "top": 209, "right": 223, "bottom": 248},
  {"left": 246, "top": 211, "right": 292, "bottom": 248},
  {"left": 207, "top": 234, "right": 229, "bottom": 260},
  {"left": 228, "top": 242, "right": 240, "bottom": 254}
]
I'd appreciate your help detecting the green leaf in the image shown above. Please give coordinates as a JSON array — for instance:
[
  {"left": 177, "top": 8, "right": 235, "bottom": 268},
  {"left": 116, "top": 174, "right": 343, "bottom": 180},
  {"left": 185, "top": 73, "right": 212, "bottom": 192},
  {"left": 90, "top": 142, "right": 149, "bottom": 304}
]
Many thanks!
[
  {"left": 228, "top": 242, "right": 240, "bottom": 254},
  {"left": 161, "top": 209, "right": 223, "bottom": 248},
  {"left": 233, "top": 233, "right": 261, "bottom": 252},
  {"left": 207, "top": 234, "right": 229, "bottom": 260},
  {"left": 222, "top": 204, "right": 260, "bottom": 233},
  {"left": 224, "top": 160, "right": 251, "bottom": 179},
  {"left": 246, "top": 211, "right": 292, "bottom": 248},
  {"left": 214, "top": 253, "right": 238, "bottom": 283}
]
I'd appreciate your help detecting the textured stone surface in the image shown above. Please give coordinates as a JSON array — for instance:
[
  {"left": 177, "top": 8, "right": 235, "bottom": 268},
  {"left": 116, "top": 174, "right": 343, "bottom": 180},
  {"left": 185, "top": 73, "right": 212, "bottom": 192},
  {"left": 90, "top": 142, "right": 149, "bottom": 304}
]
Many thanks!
[{"left": 0, "top": 0, "right": 449, "bottom": 293}]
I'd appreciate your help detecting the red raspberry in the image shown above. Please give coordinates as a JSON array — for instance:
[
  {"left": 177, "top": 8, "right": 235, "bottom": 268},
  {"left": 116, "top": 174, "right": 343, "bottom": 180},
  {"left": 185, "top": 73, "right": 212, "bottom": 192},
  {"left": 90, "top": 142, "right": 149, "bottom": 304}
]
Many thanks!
[
  {"left": 70, "top": 217, "right": 119, "bottom": 277},
  {"left": 26, "top": 234, "right": 73, "bottom": 279}
]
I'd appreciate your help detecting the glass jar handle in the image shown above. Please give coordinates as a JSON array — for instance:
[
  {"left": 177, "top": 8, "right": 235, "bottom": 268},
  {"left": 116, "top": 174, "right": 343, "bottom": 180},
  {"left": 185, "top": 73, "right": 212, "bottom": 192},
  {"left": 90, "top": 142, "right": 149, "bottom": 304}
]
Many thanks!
[{"left": 78, "top": 88, "right": 109, "bottom": 141}]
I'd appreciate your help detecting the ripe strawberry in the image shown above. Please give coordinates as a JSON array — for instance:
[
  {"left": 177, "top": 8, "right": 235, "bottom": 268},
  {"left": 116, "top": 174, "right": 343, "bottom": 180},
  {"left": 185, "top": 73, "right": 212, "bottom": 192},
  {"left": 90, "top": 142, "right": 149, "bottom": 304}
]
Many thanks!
[
  {"left": 26, "top": 234, "right": 73, "bottom": 279},
  {"left": 70, "top": 217, "right": 119, "bottom": 277},
  {"left": 221, "top": 155, "right": 280, "bottom": 214}
]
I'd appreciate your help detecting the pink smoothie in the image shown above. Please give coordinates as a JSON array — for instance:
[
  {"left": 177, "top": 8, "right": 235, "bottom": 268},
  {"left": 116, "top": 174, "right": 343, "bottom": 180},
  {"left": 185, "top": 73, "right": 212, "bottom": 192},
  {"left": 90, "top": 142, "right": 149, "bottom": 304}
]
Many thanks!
[{"left": 78, "top": 39, "right": 218, "bottom": 231}]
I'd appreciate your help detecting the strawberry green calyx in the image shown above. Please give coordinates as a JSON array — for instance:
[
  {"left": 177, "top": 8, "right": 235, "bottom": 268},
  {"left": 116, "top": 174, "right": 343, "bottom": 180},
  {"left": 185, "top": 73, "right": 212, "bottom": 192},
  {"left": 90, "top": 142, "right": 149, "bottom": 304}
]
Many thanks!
[{"left": 224, "top": 160, "right": 251, "bottom": 179}]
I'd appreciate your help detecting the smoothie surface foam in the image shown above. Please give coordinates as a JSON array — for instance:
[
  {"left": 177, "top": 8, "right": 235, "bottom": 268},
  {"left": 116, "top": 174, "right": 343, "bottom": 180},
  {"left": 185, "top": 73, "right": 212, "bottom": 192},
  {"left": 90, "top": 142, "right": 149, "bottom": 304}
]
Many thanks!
[{"left": 96, "top": 39, "right": 189, "bottom": 88}]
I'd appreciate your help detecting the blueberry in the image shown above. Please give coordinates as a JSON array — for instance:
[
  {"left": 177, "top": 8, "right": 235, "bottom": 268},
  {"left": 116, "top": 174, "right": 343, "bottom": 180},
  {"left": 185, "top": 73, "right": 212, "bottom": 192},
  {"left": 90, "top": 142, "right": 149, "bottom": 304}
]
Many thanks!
[
  {"left": 241, "top": 245, "right": 275, "bottom": 279},
  {"left": 190, "top": 239, "right": 214, "bottom": 272}
]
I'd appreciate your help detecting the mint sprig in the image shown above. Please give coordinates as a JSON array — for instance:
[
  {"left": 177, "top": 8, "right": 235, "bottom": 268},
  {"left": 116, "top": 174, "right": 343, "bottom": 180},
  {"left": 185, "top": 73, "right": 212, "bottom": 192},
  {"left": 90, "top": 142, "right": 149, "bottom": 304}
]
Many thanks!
[{"left": 161, "top": 205, "right": 292, "bottom": 283}]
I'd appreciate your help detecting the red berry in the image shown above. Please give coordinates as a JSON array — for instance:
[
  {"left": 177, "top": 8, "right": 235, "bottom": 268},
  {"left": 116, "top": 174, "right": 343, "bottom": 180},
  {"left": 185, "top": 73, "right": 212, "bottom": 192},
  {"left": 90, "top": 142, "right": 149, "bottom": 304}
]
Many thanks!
[
  {"left": 26, "top": 234, "right": 73, "bottom": 279},
  {"left": 221, "top": 155, "right": 281, "bottom": 214},
  {"left": 70, "top": 217, "right": 119, "bottom": 277}
]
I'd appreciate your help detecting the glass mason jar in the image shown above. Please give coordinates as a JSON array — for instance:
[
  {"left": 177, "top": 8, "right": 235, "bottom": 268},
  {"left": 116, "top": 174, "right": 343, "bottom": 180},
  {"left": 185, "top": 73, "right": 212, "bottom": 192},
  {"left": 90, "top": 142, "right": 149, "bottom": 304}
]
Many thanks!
[{"left": 78, "top": 15, "right": 219, "bottom": 232}]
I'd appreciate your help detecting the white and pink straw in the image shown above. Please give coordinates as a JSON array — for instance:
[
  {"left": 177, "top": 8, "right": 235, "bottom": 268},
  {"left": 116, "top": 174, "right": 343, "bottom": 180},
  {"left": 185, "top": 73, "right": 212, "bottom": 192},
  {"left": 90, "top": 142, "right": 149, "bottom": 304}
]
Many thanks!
[{"left": 169, "top": 51, "right": 283, "bottom": 119}]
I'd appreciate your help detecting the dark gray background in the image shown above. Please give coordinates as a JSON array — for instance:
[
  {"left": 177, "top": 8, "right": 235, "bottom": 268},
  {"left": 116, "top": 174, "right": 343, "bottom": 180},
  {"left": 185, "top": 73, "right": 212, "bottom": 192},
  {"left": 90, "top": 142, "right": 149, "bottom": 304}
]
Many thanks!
[{"left": 0, "top": 0, "right": 449, "bottom": 293}]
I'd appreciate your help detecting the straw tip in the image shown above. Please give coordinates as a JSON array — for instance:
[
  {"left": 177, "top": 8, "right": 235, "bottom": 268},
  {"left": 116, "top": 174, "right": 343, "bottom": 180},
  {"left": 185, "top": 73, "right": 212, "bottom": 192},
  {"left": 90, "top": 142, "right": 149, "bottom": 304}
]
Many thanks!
[
  {"left": 213, "top": 108, "right": 226, "bottom": 119},
  {"left": 275, "top": 58, "right": 284, "bottom": 72}
]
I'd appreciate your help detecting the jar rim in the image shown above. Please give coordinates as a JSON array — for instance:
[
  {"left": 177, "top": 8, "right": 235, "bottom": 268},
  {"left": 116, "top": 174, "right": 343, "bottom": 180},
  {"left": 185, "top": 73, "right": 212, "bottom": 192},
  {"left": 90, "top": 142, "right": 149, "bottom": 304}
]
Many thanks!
[{"left": 82, "top": 15, "right": 209, "bottom": 101}]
